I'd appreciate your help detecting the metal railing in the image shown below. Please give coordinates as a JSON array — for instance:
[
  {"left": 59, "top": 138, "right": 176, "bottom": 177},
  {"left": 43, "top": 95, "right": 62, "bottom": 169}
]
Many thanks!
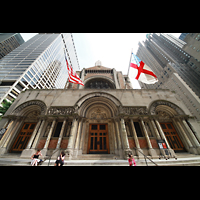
[
  {"left": 39, "top": 148, "right": 61, "bottom": 166},
  {"left": 133, "top": 147, "right": 158, "bottom": 166}
]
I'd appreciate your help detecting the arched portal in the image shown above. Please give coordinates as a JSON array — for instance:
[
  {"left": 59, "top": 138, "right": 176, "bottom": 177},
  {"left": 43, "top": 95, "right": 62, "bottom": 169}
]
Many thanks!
[
  {"left": 76, "top": 92, "right": 121, "bottom": 155},
  {"left": 149, "top": 100, "right": 187, "bottom": 152},
  {"left": 9, "top": 100, "right": 47, "bottom": 153}
]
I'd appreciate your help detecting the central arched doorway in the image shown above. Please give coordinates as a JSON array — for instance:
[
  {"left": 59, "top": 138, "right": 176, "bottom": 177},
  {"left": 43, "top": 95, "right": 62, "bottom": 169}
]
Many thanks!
[
  {"left": 76, "top": 92, "right": 121, "bottom": 156},
  {"left": 88, "top": 123, "right": 109, "bottom": 154}
]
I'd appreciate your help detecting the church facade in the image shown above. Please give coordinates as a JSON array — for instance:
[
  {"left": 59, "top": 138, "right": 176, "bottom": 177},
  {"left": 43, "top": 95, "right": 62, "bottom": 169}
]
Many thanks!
[{"left": 0, "top": 61, "right": 200, "bottom": 160}]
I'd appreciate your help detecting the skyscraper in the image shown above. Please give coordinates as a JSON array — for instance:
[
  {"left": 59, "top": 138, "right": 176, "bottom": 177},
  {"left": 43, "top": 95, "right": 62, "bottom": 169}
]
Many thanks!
[
  {"left": 0, "top": 33, "right": 24, "bottom": 59},
  {"left": 136, "top": 33, "right": 200, "bottom": 121},
  {"left": 0, "top": 33, "right": 80, "bottom": 105}
]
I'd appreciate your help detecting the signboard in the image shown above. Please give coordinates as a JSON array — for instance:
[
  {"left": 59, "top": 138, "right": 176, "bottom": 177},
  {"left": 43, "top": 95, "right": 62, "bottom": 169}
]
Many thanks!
[
  {"left": 157, "top": 139, "right": 169, "bottom": 155},
  {"left": 0, "top": 128, "right": 7, "bottom": 140}
]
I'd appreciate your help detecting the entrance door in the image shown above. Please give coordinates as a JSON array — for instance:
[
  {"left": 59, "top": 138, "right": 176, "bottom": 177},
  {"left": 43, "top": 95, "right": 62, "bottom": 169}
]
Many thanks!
[
  {"left": 88, "top": 124, "right": 109, "bottom": 154},
  {"left": 10, "top": 123, "right": 36, "bottom": 152},
  {"left": 160, "top": 122, "right": 185, "bottom": 152}
]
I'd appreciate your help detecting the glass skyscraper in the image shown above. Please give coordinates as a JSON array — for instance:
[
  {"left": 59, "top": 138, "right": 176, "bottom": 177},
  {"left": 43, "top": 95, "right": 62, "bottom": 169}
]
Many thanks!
[{"left": 0, "top": 33, "right": 80, "bottom": 104}]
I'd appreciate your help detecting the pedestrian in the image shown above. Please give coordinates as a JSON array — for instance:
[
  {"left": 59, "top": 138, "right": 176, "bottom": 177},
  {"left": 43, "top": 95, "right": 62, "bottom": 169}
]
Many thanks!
[
  {"left": 31, "top": 149, "right": 42, "bottom": 166},
  {"left": 128, "top": 154, "right": 136, "bottom": 166},
  {"left": 54, "top": 151, "right": 66, "bottom": 166}
]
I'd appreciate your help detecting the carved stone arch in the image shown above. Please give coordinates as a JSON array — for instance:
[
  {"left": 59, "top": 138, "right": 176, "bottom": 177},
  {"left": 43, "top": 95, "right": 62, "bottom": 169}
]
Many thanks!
[
  {"left": 149, "top": 100, "right": 185, "bottom": 116},
  {"left": 75, "top": 92, "right": 122, "bottom": 108},
  {"left": 12, "top": 100, "right": 47, "bottom": 116}
]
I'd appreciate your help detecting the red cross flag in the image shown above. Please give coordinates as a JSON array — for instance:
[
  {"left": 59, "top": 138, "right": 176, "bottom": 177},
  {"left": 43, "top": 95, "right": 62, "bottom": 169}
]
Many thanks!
[
  {"left": 65, "top": 55, "right": 84, "bottom": 86},
  {"left": 129, "top": 53, "right": 158, "bottom": 84}
]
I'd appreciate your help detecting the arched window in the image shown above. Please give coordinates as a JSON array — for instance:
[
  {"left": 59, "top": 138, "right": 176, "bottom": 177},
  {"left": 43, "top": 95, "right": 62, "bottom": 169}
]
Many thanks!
[{"left": 85, "top": 78, "right": 115, "bottom": 89}]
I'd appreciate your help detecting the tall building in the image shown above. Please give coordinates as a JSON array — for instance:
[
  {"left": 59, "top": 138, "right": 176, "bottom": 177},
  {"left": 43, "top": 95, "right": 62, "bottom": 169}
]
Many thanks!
[
  {"left": 0, "top": 61, "right": 200, "bottom": 161},
  {"left": 0, "top": 33, "right": 24, "bottom": 59},
  {"left": 182, "top": 33, "right": 200, "bottom": 62},
  {"left": 179, "top": 33, "right": 189, "bottom": 41},
  {"left": 0, "top": 33, "right": 80, "bottom": 105},
  {"left": 136, "top": 33, "right": 200, "bottom": 121}
]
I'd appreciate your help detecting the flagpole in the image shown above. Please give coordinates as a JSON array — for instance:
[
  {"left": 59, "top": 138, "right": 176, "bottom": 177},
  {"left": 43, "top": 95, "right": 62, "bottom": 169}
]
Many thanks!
[{"left": 127, "top": 48, "right": 133, "bottom": 76}]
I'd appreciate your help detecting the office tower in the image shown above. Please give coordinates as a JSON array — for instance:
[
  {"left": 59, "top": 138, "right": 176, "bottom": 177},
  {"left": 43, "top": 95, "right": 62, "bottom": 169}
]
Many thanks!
[
  {"left": 179, "top": 33, "right": 189, "bottom": 41},
  {"left": 0, "top": 33, "right": 24, "bottom": 59},
  {"left": 136, "top": 33, "right": 200, "bottom": 121},
  {"left": 182, "top": 33, "right": 200, "bottom": 62},
  {"left": 0, "top": 33, "right": 80, "bottom": 104}
]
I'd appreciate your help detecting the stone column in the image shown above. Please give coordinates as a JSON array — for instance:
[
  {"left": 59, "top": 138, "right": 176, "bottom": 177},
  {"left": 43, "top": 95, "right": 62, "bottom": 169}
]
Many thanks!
[
  {"left": 26, "top": 119, "right": 42, "bottom": 149},
  {"left": 182, "top": 119, "right": 200, "bottom": 154},
  {"left": 140, "top": 118, "right": 157, "bottom": 158},
  {"left": 150, "top": 119, "right": 161, "bottom": 140},
  {"left": 56, "top": 119, "right": 67, "bottom": 149},
  {"left": 51, "top": 118, "right": 67, "bottom": 159},
  {"left": 114, "top": 120, "right": 123, "bottom": 158},
  {"left": 66, "top": 116, "right": 79, "bottom": 159},
  {"left": 120, "top": 117, "right": 132, "bottom": 159},
  {"left": 73, "top": 118, "right": 83, "bottom": 157},
  {"left": 78, "top": 119, "right": 86, "bottom": 155},
  {"left": 155, "top": 119, "right": 176, "bottom": 158},
  {"left": 174, "top": 118, "right": 197, "bottom": 154},
  {"left": 0, "top": 118, "right": 16, "bottom": 149},
  {"left": 41, "top": 119, "right": 56, "bottom": 157},
  {"left": 31, "top": 118, "right": 46, "bottom": 150},
  {"left": 130, "top": 119, "right": 144, "bottom": 158},
  {"left": 0, "top": 117, "right": 24, "bottom": 155}
]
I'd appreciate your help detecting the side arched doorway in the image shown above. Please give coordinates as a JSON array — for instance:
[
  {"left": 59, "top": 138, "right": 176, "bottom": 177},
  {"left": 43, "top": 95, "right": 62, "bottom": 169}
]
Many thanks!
[
  {"left": 7, "top": 100, "right": 46, "bottom": 153},
  {"left": 149, "top": 100, "right": 194, "bottom": 153}
]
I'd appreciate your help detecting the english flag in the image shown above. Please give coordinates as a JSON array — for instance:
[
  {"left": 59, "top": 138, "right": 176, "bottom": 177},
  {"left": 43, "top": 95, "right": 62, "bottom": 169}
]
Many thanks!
[
  {"left": 129, "top": 53, "right": 158, "bottom": 84},
  {"left": 65, "top": 55, "right": 84, "bottom": 86}
]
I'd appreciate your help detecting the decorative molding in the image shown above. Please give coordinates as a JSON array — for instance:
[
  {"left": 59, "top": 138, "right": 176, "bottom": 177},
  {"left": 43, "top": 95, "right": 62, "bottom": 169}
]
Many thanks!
[
  {"left": 47, "top": 107, "right": 75, "bottom": 116},
  {"left": 119, "top": 106, "right": 148, "bottom": 116},
  {"left": 12, "top": 100, "right": 46, "bottom": 115},
  {"left": 149, "top": 100, "right": 185, "bottom": 115}
]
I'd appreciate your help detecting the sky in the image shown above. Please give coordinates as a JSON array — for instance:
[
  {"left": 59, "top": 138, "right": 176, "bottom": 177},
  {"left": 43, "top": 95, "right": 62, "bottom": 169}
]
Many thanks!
[{"left": 20, "top": 33, "right": 181, "bottom": 89}]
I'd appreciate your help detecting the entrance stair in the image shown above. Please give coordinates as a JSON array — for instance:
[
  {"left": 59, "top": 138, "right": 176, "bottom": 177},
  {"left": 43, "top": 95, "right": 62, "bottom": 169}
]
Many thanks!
[{"left": 0, "top": 152, "right": 200, "bottom": 166}]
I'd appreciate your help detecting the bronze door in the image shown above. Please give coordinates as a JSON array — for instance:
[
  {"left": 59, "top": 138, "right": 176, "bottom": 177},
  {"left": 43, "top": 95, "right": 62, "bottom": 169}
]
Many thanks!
[
  {"left": 88, "top": 124, "right": 109, "bottom": 154},
  {"left": 160, "top": 122, "right": 185, "bottom": 152},
  {"left": 11, "top": 123, "right": 36, "bottom": 152}
]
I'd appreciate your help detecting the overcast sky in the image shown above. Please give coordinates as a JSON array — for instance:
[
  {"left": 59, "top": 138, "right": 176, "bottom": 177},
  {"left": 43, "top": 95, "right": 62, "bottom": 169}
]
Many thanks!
[{"left": 20, "top": 33, "right": 181, "bottom": 89}]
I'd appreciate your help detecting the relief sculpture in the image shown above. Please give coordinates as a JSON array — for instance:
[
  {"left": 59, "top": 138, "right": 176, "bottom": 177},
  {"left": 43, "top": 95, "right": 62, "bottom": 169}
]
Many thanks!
[{"left": 48, "top": 107, "right": 75, "bottom": 115}]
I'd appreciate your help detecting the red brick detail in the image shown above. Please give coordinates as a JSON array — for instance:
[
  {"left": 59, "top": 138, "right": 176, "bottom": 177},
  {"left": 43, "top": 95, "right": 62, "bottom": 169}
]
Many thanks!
[
  {"left": 60, "top": 139, "right": 68, "bottom": 149},
  {"left": 37, "top": 139, "right": 46, "bottom": 149},
  {"left": 48, "top": 139, "right": 58, "bottom": 149},
  {"left": 138, "top": 138, "right": 148, "bottom": 148},
  {"left": 150, "top": 139, "right": 159, "bottom": 148},
  {"left": 128, "top": 139, "right": 136, "bottom": 148}
]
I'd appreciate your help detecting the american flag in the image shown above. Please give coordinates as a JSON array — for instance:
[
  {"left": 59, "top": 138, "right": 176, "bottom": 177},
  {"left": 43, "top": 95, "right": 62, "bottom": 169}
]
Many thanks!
[{"left": 65, "top": 55, "right": 84, "bottom": 86}]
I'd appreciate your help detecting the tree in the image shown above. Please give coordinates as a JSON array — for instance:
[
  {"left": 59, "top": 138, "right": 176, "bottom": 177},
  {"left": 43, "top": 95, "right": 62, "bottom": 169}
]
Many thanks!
[{"left": 0, "top": 99, "right": 14, "bottom": 120}]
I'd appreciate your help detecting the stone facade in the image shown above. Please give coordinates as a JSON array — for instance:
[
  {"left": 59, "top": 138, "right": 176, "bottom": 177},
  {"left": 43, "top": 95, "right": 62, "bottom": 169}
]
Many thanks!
[{"left": 0, "top": 63, "right": 200, "bottom": 160}]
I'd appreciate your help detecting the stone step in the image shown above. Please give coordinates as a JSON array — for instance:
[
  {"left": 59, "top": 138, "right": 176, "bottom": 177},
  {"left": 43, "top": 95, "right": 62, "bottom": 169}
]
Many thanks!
[{"left": 1, "top": 152, "right": 200, "bottom": 166}]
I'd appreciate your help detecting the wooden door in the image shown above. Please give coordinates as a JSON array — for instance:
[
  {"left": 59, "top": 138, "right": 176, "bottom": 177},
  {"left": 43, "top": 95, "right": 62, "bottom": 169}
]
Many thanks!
[
  {"left": 11, "top": 123, "right": 36, "bottom": 152},
  {"left": 160, "top": 122, "right": 185, "bottom": 152},
  {"left": 88, "top": 124, "right": 109, "bottom": 154}
]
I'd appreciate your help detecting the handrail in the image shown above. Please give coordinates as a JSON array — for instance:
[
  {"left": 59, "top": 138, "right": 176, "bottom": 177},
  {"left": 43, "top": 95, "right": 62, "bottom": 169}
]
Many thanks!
[
  {"left": 48, "top": 148, "right": 61, "bottom": 166},
  {"left": 133, "top": 147, "right": 158, "bottom": 166},
  {"left": 39, "top": 148, "right": 61, "bottom": 166}
]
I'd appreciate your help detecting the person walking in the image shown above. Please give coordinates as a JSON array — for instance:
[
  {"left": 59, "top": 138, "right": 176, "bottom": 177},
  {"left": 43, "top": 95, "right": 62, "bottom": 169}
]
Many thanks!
[
  {"left": 128, "top": 154, "right": 136, "bottom": 166},
  {"left": 31, "top": 149, "right": 42, "bottom": 166},
  {"left": 54, "top": 151, "right": 66, "bottom": 166}
]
